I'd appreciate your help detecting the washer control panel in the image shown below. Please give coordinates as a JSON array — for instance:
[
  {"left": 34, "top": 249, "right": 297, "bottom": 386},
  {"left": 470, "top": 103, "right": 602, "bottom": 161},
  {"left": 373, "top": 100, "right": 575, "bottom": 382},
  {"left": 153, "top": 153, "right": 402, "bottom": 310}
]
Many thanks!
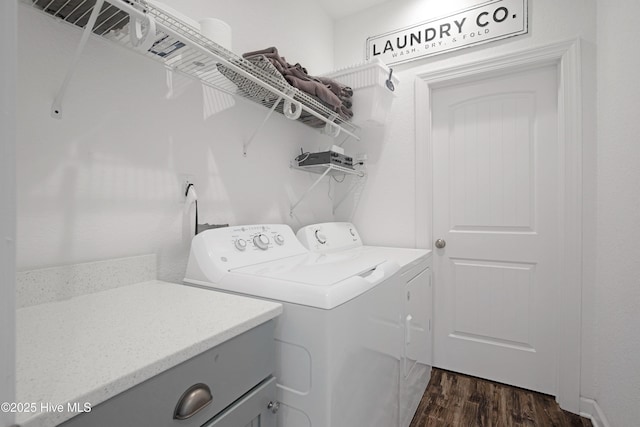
[
  {"left": 227, "top": 225, "right": 290, "bottom": 253},
  {"left": 188, "top": 224, "right": 308, "bottom": 273}
]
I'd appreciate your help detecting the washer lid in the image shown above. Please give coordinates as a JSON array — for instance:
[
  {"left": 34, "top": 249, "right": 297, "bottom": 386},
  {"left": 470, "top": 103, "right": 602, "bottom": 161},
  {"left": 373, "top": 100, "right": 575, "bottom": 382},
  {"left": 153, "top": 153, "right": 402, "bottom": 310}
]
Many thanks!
[{"left": 231, "top": 247, "right": 387, "bottom": 286}]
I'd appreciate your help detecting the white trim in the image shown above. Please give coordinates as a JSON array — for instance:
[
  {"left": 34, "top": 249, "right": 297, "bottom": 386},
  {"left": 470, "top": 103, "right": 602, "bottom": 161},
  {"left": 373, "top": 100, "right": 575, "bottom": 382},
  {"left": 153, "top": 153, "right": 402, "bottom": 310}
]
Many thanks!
[
  {"left": 0, "top": 0, "right": 17, "bottom": 426},
  {"left": 580, "top": 397, "right": 612, "bottom": 427},
  {"left": 414, "top": 78, "right": 431, "bottom": 249},
  {"left": 414, "top": 39, "right": 583, "bottom": 413}
]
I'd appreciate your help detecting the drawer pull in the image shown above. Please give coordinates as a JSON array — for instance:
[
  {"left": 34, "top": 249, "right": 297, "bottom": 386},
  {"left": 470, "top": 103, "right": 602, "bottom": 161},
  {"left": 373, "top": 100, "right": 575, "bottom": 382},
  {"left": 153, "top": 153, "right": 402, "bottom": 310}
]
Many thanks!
[{"left": 174, "top": 383, "right": 213, "bottom": 420}]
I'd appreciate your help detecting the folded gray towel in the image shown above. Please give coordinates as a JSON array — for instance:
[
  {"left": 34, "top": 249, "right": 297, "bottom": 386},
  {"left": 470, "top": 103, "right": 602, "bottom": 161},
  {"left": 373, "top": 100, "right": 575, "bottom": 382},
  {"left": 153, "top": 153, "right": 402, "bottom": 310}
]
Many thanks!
[
  {"left": 242, "top": 46, "right": 279, "bottom": 58},
  {"left": 315, "top": 76, "right": 353, "bottom": 100},
  {"left": 284, "top": 74, "right": 343, "bottom": 110},
  {"left": 241, "top": 46, "right": 354, "bottom": 122}
]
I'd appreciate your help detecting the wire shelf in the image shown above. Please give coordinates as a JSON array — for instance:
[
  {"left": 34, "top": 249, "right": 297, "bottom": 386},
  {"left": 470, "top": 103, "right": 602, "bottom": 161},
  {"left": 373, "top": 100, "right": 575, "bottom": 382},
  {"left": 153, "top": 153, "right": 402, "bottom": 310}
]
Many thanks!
[
  {"left": 21, "top": 0, "right": 360, "bottom": 140},
  {"left": 289, "top": 161, "right": 365, "bottom": 216},
  {"left": 292, "top": 163, "right": 364, "bottom": 177}
]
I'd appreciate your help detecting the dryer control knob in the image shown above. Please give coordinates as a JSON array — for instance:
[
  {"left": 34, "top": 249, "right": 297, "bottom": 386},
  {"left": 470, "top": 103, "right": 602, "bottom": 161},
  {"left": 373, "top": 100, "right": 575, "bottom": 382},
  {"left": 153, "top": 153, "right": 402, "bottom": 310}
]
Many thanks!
[
  {"left": 254, "top": 234, "right": 270, "bottom": 250},
  {"left": 234, "top": 239, "right": 247, "bottom": 251},
  {"left": 315, "top": 230, "right": 327, "bottom": 244},
  {"left": 274, "top": 234, "right": 285, "bottom": 245}
]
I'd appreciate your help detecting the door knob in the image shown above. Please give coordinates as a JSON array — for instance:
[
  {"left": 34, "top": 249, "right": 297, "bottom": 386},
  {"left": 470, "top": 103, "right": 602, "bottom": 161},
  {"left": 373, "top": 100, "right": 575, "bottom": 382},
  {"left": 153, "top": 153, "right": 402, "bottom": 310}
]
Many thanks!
[{"left": 435, "top": 239, "right": 446, "bottom": 249}]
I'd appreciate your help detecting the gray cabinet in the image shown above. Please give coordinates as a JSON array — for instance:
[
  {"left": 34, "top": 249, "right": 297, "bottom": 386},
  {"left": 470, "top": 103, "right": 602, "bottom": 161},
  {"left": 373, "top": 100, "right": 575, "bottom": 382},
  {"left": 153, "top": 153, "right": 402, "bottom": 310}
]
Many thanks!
[
  {"left": 61, "top": 320, "right": 278, "bottom": 427},
  {"left": 203, "top": 376, "right": 276, "bottom": 427}
]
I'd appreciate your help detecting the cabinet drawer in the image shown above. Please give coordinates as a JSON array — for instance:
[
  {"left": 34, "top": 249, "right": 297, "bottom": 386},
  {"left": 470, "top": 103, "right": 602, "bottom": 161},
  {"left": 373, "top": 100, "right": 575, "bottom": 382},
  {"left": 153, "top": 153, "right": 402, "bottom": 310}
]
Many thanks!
[
  {"left": 61, "top": 320, "right": 276, "bottom": 427},
  {"left": 203, "top": 376, "right": 277, "bottom": 427}
]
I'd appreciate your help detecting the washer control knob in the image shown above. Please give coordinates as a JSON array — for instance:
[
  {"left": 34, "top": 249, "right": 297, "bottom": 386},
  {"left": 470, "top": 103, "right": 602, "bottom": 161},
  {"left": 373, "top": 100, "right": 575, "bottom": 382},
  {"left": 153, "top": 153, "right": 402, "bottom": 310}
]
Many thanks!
[
  {"left": 274, "top": 234, "right": 285, "bottom": 245},
  {"left": 253, "top": 234, "right": 270, "bottom": 250},
  {"left": 234, "top": 239, "right": 247, "bottom": 251},
  {"left": 315, "top": 230, "right": 327, "bottom": 245}
]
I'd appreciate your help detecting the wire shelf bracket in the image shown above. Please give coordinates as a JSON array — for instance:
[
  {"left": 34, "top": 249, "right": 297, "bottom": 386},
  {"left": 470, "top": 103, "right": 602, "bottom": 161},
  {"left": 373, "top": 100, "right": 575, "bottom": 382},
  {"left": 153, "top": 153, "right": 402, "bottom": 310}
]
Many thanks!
[
  {"left": 50, "top": 0, "right": 106, "bottom": 119},
  {"left": 242, "top": 95, "right": 282, "bottom": 157},
  {"left": 332, "top": 180, "right": 362, "bottom": 215},
  {"left": 289, "top": 163, "right": 365, "bottom": 216}
]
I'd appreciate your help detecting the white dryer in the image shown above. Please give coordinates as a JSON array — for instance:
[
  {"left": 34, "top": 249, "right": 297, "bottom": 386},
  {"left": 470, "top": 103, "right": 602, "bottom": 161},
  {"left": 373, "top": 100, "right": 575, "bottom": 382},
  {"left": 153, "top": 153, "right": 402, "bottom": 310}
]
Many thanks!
[
  {"left": 297, "top": 222, "right": 433, "bottom": 427},
  {"left": 184, "top": 224, "right": 404, "bottom": 427}
]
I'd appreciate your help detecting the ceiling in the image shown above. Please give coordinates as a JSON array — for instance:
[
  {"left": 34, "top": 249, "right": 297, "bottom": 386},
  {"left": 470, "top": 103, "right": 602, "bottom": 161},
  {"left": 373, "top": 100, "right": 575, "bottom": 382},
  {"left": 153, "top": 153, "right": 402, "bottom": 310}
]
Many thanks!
[{"left": 315, "top": 0, "right": 390, "bottom": 19}]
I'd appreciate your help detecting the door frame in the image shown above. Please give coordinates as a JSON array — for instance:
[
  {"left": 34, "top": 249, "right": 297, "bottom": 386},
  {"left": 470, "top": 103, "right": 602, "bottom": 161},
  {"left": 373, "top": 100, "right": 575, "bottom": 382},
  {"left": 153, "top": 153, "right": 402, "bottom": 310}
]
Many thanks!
[{"left": 414, "top": 39, "right": 583, "bottom": 413}]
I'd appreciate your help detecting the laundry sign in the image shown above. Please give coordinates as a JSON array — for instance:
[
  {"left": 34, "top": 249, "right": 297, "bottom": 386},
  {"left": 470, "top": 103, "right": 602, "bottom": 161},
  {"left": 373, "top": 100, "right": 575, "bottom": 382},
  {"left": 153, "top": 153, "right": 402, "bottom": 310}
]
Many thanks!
[{"left": 366, "top": 0, "right": 528, "bottom": 65}]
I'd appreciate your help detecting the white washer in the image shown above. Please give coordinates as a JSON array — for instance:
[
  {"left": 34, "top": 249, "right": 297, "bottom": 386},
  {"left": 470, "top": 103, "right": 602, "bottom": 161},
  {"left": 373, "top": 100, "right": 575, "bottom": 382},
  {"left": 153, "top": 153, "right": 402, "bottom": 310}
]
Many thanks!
[
  {"left": 297, "top": 222, "right": 433, "bottom": 427},
  {"left": 184, "top": 224, "right": 404, "bottom": 427}
]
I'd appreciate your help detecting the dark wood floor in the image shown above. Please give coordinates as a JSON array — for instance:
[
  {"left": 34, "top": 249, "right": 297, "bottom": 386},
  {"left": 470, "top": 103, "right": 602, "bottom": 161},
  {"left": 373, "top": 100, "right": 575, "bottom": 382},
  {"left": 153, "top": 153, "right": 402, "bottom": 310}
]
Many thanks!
[{"left": 409, "top": 368, "right": 592, "bottom": 427}]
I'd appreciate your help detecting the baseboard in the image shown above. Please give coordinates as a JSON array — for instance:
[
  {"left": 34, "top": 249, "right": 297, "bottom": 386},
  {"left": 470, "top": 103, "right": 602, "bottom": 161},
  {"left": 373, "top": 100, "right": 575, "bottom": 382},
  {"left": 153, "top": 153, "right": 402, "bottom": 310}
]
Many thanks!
[{"left": 579, "top": 397, "right": 611, "bottom": 427}]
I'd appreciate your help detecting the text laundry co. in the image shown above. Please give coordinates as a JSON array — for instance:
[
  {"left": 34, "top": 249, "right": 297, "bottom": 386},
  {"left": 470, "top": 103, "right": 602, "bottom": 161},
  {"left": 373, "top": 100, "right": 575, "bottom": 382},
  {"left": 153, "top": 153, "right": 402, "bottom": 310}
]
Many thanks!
[{"left": 366, "top": 0, "right": 528, "bottom": 65}]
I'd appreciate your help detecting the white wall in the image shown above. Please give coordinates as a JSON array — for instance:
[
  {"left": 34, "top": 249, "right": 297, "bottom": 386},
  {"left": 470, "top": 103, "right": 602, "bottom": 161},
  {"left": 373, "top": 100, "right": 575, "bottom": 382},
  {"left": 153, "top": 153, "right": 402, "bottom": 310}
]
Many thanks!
[
  {"left": 333, "top": 0, "right": 596, "bottom": 242},
  {"left": 594, "top": 1, "right": 640, "bottom": 425},
  {"left": 332, "top": 0, "right": 599, "bottom": 407},
  {"left": 17, "top": 0, "right": 338, "bottom": 283},
  {"left": 158, "top": 0, "right": 335, "bottom": 75},
  {"left": 0, "top": 0, "right": 16, "bottom": 424}
]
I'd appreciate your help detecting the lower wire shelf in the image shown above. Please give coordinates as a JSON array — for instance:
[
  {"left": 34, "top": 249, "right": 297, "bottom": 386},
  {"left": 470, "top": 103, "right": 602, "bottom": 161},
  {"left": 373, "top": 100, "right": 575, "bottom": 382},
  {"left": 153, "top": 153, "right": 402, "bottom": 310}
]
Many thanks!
[{"left": 293, "top": 163, "right": 365, "bottom": 177}]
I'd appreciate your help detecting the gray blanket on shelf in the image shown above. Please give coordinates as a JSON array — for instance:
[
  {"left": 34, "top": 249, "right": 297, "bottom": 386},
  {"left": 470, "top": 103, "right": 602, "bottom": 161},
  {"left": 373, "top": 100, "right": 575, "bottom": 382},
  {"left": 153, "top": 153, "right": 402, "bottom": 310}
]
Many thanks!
[{"left": 242, "top": 47, "right": 353, "bottom": 121}]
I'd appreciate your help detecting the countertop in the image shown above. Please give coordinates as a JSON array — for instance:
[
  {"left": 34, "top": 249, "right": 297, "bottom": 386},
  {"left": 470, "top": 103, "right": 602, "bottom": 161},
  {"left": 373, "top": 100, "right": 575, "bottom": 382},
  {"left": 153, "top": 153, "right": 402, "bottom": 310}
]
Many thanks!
[{"left": 15, "top": 280, "right": 282, "bottom": 427}]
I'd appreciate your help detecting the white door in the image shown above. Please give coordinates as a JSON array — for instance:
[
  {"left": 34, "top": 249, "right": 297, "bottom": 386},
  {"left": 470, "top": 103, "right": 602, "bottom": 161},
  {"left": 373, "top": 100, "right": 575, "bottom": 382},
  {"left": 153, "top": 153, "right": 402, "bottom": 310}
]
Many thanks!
[{"left": 432, "top": 65, "right": 559, "bottom": 395}]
